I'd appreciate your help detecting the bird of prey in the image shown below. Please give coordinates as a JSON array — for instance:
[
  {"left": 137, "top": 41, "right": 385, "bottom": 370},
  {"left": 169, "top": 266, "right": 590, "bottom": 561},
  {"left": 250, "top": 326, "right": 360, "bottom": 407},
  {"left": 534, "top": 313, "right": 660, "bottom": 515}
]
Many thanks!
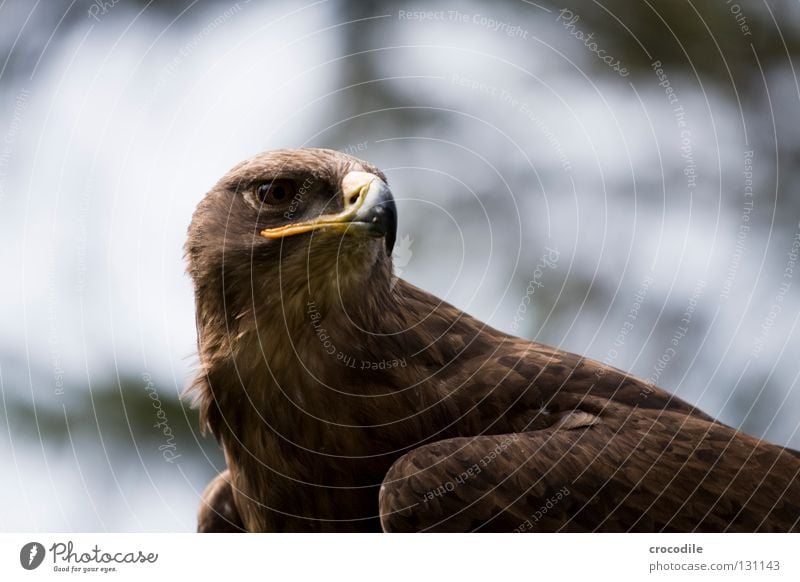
[{"left": 186, "top": 148, "right": 800, "bottom": 532}]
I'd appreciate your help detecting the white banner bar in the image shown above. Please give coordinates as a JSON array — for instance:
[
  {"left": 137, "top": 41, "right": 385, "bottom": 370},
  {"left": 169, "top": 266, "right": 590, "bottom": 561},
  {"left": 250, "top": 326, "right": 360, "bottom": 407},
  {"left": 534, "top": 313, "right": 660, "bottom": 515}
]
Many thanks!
[{"left": 1, "top": 533, "right": 796, "bottom": 580}]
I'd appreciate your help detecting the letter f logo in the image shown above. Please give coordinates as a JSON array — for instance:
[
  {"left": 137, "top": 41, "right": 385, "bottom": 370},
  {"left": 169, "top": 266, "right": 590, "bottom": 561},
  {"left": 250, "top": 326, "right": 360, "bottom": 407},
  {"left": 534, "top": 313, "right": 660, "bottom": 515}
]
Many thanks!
[{"left": 20, "top": 542, "right": 45, "bottom": 570}]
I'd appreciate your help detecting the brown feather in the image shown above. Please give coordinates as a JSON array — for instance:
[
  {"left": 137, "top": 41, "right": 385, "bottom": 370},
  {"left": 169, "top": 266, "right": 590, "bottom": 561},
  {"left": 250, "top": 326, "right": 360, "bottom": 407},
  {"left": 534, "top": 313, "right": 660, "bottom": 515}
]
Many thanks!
[
  {"left": 197, "top": 470, "right": 245, "bottom": 533},
  {"left": 186, "top": 148, "right": 800, "bottom": 532}
]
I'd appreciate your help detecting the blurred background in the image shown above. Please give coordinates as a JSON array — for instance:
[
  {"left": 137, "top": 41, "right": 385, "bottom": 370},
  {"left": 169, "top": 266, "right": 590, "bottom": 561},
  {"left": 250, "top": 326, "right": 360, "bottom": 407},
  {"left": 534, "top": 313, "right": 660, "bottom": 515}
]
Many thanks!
[{"left": 1, "top": 0, "right": 800, "bottom": 531}]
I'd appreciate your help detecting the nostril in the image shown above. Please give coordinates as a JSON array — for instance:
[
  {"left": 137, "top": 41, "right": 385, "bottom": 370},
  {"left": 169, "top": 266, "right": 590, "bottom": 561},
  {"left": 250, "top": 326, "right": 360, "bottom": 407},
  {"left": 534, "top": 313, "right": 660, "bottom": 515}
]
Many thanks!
[{"left": 347, "top": 192, "right": 360, "bottom": 207}]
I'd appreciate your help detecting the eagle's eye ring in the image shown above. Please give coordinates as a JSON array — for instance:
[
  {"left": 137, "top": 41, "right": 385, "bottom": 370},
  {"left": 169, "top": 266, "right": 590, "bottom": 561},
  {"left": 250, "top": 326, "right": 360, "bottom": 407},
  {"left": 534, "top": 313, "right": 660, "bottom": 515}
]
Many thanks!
[{"left": 256, "top": 179, "right": 295, "bottom": 205}]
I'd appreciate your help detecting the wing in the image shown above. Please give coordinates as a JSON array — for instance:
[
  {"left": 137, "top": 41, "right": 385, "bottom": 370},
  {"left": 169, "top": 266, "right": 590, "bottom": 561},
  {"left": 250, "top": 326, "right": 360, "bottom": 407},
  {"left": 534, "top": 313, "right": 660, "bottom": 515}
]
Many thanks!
[
  {"left": 394, "top": 280, "right": 720, "bottom": 434},
  {"left": 378, "top": 408, "right": 800, "bottom": 532},
  {"left": 197, "top": 470, "right": 246, "bottom": 532}
]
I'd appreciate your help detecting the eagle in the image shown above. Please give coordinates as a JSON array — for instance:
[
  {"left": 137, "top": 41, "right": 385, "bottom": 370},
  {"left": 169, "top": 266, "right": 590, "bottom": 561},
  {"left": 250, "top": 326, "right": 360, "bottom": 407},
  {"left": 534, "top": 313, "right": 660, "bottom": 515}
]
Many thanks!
[{"left": 186, "top": 148, "right": 800, "bottom": 532}]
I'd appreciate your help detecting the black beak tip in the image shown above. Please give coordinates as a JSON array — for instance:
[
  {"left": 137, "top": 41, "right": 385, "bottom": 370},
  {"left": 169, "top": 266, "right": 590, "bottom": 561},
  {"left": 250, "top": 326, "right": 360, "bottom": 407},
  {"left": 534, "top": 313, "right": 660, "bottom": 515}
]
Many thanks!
[{"left": 379, "top": 198, "right": 397, "bottom": 256}]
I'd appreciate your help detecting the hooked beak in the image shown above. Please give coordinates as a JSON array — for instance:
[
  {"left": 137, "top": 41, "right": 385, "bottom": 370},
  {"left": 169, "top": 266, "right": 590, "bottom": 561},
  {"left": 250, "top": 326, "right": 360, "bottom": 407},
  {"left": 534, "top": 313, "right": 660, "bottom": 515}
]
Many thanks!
[{"left": 259, "top": 171, "right": 397, "bottom": 255}]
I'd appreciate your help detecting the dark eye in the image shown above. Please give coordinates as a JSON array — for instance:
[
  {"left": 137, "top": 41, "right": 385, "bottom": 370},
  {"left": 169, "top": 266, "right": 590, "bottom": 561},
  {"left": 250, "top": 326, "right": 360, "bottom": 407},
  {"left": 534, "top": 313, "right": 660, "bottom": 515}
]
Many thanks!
[{"left": 256, "top": 179, "right": 295, "bottom": 205}]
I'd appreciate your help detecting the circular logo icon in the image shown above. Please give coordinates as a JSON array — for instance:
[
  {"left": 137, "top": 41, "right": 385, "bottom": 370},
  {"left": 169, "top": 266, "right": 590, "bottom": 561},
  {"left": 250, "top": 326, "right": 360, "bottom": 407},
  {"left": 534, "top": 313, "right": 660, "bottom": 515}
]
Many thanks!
[{"left": 19, "top": 542, "right": 45, "bottom": 570}]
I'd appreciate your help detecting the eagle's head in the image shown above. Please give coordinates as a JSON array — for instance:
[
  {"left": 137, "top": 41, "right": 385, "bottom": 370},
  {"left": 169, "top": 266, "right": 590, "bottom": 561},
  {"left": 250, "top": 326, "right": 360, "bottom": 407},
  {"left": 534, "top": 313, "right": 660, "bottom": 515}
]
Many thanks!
[{"left": 186, "top": 148, "right": 397, "bottom": 326}]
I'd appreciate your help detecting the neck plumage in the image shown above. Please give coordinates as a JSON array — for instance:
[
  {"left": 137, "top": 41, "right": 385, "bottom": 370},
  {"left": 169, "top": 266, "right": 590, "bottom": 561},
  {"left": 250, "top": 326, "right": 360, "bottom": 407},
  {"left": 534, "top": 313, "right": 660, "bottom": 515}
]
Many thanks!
[{"left": 190, "top": 254, "right": 411, "bottom": 436}]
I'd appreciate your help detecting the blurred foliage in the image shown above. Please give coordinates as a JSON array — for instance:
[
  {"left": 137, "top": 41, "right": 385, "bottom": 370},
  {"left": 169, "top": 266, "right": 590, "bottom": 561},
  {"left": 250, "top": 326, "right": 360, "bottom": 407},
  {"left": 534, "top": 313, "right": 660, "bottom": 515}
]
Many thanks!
[
  {"left": 3, "top": 375, "right": 222, "bottom": 467},
  {"left": 553, "top": 0, "right": 799, "bottom": 93},
  {"left": 4, "top": 0, "right": 798, "bottom": 88}
]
